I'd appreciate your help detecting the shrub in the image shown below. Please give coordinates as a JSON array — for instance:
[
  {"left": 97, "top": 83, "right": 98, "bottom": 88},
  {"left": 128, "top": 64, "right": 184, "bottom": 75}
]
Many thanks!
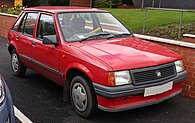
[
  {"left": 7, "top": 6, "right": 23, "bottom": 15},
  {"left": 48, "top": 0, "right": 69, "bottom": 6},
  {"left": 0, "top": 5, "right": 23, "bottom": 15},
  {"left": 95, "top": 0, "right": 112, "bottom": 8},
  {"left": 122, "top": 0, "right": 134, "bottom": 5},
  {"left": 1, "top": 5, "right": 8, "bottom": 13},
  {"left": 112, "top": 0, "right": 122, "bottom": 6},
  {"left": 23, "top": 0, "right": 40, "bottom": 7}
]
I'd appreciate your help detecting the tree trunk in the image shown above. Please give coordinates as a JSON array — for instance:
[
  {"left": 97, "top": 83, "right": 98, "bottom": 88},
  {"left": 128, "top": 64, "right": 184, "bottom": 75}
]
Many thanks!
[{"left": 141, "top": 0, "right": 145, "bottom": 10}]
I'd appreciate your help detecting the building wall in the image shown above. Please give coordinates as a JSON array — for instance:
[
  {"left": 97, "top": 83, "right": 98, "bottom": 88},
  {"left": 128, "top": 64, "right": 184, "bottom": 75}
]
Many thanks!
[
  {"left": 133, "top": 0, "right": 195, "bottom": 9},
  {"left": 0, "top": 13, "right": 17, "bottom": 37},
  {"left": 154, "top": 42, "right": 195, "bottom": 99},
  {"left": 70, "top": 0, "right": 91, "bottom": 7},
  {"left": 0, "top": 0, "right": 14, "bottom": 7}
]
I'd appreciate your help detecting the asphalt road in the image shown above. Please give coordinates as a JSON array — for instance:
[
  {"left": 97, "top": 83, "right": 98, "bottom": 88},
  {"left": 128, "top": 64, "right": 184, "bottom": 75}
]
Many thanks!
[{"left": 0, "top": 37, "right": 195, "bottom": 123}]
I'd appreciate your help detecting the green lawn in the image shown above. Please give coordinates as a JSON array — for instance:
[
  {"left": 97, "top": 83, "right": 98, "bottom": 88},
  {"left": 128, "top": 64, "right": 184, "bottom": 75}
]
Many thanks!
[{"left": 103, "top": 8, "right": 195, "bottom": 32}]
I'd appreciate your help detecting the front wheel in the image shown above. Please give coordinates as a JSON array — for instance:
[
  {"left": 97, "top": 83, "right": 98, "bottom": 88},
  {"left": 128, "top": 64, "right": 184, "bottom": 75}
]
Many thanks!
[
  {"left": 70, "top": 75, "right": 97, "bottom": 118},
  {"left": 11, "top": 50, "right": 26, "bottom": 77}
]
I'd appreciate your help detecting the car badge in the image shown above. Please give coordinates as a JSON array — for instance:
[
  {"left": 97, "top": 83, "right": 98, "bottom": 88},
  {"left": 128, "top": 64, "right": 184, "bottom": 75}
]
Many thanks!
[{"left": 156, "top": 70, "right": 161, "bottom": 78}]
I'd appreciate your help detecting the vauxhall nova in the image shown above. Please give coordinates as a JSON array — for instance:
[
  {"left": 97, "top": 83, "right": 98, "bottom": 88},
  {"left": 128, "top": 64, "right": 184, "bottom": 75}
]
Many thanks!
[{"left": 8, "top": 6, "right": 187, "bottom": 118}]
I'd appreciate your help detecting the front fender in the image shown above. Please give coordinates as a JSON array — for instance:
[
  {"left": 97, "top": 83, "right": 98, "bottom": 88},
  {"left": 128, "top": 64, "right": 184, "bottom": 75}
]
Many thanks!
[{"left": 64, "top": 62, "right": 94, "bottom": 82}]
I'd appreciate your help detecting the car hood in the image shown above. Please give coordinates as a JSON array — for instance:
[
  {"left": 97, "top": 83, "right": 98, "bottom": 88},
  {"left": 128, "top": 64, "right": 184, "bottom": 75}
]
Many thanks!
[{"left": 73, "top": 37, "right": 181, "bottom": 71}]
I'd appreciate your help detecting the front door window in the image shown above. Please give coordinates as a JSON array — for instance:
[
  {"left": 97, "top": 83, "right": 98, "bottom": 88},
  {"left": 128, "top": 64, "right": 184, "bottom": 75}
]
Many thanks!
[{"left": 37, "top": 14, "right": 56, "bottom": 40}]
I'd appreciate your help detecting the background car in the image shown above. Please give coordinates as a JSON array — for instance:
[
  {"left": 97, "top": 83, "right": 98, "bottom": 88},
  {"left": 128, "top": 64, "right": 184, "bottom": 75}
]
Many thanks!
[{"left": 0, "top": 74, "right": 15, "bottom": 123}]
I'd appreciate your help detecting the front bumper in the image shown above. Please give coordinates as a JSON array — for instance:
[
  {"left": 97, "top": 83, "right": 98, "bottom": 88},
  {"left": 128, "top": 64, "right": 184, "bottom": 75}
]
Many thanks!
[
  {"left": 93, "top": 70, "right": 187, "bottom": 112},
  {"left": 0, "top": 76, "right": 15, "bottom": 123},
  {"left": 93, "top": 70, "right": 187, "bottom": 98}
]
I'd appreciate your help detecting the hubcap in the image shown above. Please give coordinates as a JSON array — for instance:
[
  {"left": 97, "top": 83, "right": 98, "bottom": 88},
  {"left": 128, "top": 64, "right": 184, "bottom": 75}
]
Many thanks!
[
  {"left": 12, "top": 53, "right": 19, "bottom": 72},
  {"left": 72, "top": 83, "right": 87, "bottom": 112}
]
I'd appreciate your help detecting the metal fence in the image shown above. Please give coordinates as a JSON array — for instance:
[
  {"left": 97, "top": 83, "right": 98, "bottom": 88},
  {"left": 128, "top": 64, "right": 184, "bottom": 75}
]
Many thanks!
[
  {"left": 143, "top": 7, "right": 195, "bottom": 38},
  {"left": 137, "top": 0, "right": 195, "bottom": 9},
  {"left": 141, "top": 0, "right": 162, "bottom": 9}
]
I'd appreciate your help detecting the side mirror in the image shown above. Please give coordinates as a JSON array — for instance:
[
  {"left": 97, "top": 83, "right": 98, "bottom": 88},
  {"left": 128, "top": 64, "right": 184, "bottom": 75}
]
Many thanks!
[{"left": 43, "top": 35, "right": 59, "bottom": 46}]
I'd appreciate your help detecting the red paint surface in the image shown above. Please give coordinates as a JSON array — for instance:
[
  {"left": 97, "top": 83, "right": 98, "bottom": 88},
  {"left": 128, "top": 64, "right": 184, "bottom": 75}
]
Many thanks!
[{"left": 97, "top": 83, "right": 182, "bottom": 109}]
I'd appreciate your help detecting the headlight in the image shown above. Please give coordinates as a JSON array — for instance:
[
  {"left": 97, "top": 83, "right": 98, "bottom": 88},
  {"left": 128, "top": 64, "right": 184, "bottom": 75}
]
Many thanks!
[
  {"left": 0, "top": 77, "right": 5, "bottom": 104},
  {"left": 175, "top": 60, "right": 184, "bottom": 73},
  {"left": 108, "top": 71, "right": 132, "bottom": 86}
]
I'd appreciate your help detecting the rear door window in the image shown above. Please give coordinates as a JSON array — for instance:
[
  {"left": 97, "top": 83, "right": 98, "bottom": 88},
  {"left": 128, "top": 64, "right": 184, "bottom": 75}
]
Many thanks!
[
  {"left": 18, "top": 13, "right": 27, "bottom": 33},
  {"left": 13, "top": 12, "right": 25, "bottom": 31},
  {"left": 18, "top": 12, "right": 38, "bottom": 36},
  {"left": 24, "top": 13, "right": 38, "bottom": 36}
]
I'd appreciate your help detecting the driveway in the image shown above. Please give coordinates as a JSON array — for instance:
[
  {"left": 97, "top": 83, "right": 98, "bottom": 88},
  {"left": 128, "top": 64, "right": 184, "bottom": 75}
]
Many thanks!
[{"left": 0, "top": 37, "right": 195, "bottom": 123}]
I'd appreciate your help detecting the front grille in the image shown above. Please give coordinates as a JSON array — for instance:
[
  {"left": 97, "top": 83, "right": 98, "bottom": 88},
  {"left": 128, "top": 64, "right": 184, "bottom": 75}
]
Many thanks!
[{"left": 130, "top": 62, "right": 176, "bottom": 85}]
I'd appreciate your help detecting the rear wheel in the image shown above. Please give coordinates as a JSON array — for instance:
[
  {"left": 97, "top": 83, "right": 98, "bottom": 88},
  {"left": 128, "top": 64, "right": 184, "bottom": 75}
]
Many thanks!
[
  {"left": 11, "top": 50, "right": 26, "bottom": 77},
  {"left": 70, "top": 75, "right": 97, "bottom": 118}
]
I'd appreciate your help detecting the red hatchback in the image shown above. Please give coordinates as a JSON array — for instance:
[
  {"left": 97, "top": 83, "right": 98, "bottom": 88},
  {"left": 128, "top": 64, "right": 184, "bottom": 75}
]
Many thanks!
[{"left": 8, "top": 6, "right": 187, "bottom": 118}]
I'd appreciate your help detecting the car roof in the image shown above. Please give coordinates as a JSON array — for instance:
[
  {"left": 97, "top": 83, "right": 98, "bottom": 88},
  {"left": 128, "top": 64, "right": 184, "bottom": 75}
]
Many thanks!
[{"left": 24, "top": 6, "right": 107, "bottom": 14}]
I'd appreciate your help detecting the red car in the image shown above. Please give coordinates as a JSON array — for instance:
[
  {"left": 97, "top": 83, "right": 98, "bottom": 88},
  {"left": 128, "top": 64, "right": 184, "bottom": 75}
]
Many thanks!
[{"left": 8, "top": 6, "right": 187, "bottom": 118}]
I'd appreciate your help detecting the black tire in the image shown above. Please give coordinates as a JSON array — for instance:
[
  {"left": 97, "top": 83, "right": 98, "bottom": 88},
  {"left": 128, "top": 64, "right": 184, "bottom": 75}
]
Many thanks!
[
  {"left": 70, "top": 75, "right": 97, "bottom": 118},
  {"left": 11, "top": 49, "right": 26, "bottom": 77}
]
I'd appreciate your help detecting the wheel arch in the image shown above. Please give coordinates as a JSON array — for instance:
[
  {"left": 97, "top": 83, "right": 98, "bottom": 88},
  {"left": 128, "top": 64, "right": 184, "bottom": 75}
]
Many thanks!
[
  {"left": 8, "top": 42, "right": 18, "bottom": 55},
  {"left": 63, "top": 63, "right": 95, "bottom": 101}
]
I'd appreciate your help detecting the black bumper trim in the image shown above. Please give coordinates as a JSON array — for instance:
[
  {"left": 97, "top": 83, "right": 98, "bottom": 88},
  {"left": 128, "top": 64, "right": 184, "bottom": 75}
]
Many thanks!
[
  {"left": 98, "top": 89, "right": 182, "bottom": 112},
  {"left": 93, "top": 70, "right": 187, "bottom": 98}
]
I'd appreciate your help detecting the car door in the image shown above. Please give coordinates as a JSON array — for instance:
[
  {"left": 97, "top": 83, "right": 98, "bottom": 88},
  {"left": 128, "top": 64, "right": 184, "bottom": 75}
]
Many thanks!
[
  {"left": 16, "top": 12, "right": 39, "bottom": 67},
  {"left": 10, "top": 12, "right": 25, "bottom": 51},
  {"left": 32, "top": 13, "right": 61, "bottom": 83}
]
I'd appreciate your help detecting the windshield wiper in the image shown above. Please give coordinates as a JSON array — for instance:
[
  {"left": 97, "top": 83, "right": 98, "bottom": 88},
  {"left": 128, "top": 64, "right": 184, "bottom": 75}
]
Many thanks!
[
  {"left": 112, "top": 33, "right": 134, "bottom": 38},
  {"left": 67, "top": 32, "right": 132, "bottom": 42},
  {"left": 79, "top": 32, "right": 113, "bottom": 42}
]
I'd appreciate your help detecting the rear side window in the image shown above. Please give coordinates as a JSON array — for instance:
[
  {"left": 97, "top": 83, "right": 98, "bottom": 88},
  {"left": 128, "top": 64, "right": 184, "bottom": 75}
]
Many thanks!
[
  {"left": 18, "top": 14, "right": 27, "bottom": 33},
  {"left": 37, "top": 14, "right": 56, "bottom": 39},
  {"left": 13, "top": 13, "right": 25, "bottom": 31},
  {"left": 18, "top": 12, "right": 38, "bottom": 36}
]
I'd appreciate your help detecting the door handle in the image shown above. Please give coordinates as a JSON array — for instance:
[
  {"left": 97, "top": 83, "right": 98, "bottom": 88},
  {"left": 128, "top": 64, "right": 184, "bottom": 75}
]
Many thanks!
[
  {"left": 32, "top": 41, "right": 36, "bottom": 46},
  {"left": 15, "top": 36, "right": 19, "bottom": 40}
]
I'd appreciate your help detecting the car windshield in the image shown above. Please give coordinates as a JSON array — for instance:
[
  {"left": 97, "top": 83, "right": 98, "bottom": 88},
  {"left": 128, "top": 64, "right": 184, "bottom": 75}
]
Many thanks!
[{"left": 57, "top": 12, "right": 132, "bottom": 42}]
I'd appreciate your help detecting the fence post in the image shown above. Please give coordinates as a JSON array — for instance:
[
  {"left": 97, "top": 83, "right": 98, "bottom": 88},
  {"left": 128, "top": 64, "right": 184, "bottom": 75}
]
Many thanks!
[
  {"left": 152, "top": 0, "right": 155, "bottom": 7},
  {"left": 159, "top": 0, "right": 161, "bottom": 8},
  {"left": 178, "top": 11, "right": 183, "bottom": 39},
  {"left": 143, "top": 8, "right": 147, "bottom": 33}
]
